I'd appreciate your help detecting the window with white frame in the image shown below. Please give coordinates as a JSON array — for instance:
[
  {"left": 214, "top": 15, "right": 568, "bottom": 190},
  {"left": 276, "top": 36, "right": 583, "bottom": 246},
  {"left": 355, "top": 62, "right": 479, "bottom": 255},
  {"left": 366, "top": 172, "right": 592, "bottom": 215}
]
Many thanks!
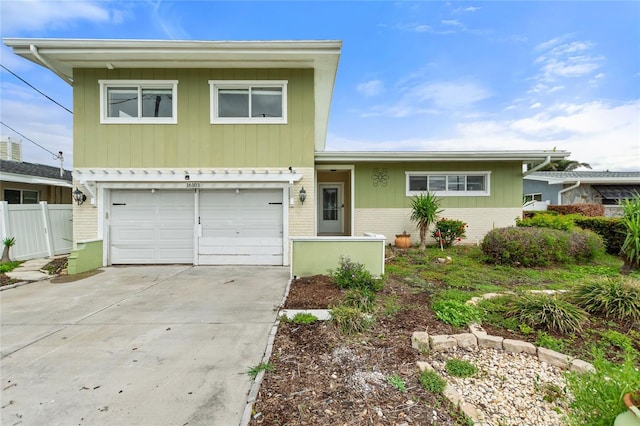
[
  {"left": 99, "top": 80, "right": 178, "bottom": 124},
  {"left": 209, "top": 80, "right": 287, "bottom": 124},
  {"left": 523, "top": 193, "right": 543, "bottom": 203},
  {"left": 406, "top": 172, "right": 491, "bottom": 196}
]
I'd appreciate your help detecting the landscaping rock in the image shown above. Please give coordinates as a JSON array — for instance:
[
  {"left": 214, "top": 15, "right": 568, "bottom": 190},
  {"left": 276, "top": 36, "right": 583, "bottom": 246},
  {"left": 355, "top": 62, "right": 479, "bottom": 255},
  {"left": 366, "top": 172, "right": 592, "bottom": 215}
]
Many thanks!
[
  {"left": 411, "top": 332, "right": 430, "bottom": 352},
  {"left": 477, "top": 334, "right": 504, "bottom": 350},
  {"left": 569, "top": 359, "right": 595, "bottom": 374},
  {"left": 537, "top": 347, "right": 570, "bottom": 369},
  {"left": 443, "top": 384, "right": 463, "bottom": 406},
  {"left": 429, "top": 335, "right": 457, "bottom": 351},
  {"left": 503, "top": 339, "right": 536, "bottom": 355},
  {"left": 468, "top": 323, "right": 487, "bottom": 336},
  {"left": 416, "top": 361, "right": 434, "bottom": 372},
  {"left": 452, "top": 333, "right": 477, "bottom": 351}
]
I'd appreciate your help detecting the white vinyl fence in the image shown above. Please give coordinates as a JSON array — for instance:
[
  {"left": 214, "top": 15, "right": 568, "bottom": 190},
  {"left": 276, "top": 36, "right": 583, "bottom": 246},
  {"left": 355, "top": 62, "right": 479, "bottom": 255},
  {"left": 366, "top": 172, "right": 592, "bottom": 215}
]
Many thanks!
[{"left": 0, "top": 201, "right": 73, "bottom": 261}]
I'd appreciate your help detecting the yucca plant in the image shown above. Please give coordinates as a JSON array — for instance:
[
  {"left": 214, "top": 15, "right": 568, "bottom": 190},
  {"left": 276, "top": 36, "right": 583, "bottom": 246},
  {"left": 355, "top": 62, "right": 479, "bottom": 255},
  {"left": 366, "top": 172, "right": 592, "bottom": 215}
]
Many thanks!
[
  {"left": 571, "top": 276, "right": 640, "bottom": 322},
  {"left": 1, "top": 237, "right": 16, "bottom": 263},
  {"left": 507, "top": 294, "right": 588, "bottom": 334},
  {"left": 410, "top": 193, "right": 442, "bottom": 250},
  {"left": 620, "top": 194, "right": 640, "bottom": 273}
]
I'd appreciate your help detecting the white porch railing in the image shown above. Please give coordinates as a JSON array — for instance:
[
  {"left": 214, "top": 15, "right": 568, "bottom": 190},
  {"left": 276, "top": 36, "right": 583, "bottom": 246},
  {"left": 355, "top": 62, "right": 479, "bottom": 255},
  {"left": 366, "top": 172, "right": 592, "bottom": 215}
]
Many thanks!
[{"left": 0, "top": 201, "right": 73, "bottom": 261}]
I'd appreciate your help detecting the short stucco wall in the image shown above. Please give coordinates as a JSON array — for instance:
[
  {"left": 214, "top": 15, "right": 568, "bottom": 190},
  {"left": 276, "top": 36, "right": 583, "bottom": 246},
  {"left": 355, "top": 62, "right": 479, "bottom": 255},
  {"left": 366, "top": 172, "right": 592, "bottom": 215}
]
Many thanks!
[
  {"left": 68, "top": 239, "right": 103, "bottom": 275},
  {"left": 290, "top": 234, "right": 386, "bottom": 278}
]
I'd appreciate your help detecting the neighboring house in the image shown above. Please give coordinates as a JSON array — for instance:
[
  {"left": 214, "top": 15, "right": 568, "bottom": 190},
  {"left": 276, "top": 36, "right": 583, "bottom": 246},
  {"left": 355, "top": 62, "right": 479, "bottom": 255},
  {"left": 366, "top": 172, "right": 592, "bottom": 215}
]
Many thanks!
[
  {"left": 524, "top": 171, "right": 640, "bottom": 217},
  {"left": 4, "top": 38, "right": 569, "bottom": 267},
  {"left": 0, "top": 159, "right": 72, "bottom": 204}
]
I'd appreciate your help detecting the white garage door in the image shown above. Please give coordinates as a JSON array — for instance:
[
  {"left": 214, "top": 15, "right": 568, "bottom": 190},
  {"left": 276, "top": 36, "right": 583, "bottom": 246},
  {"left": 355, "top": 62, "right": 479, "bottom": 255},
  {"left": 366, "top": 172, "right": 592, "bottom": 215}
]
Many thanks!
[
  {"left": 110, "top": 190, "right": 194, "bottom": 264},
  {"left": 198, "top": 189, "right": 283, "bottom": 265}
]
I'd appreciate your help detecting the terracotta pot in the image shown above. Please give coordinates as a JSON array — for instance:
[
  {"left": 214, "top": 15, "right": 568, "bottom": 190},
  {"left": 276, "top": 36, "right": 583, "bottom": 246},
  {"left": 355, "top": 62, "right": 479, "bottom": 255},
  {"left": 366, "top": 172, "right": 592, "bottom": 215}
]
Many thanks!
[
  {"left": 615, "top": 392, "right": 640, "bottom": 426},
  {"left": 394, "top": 233, "right": 411, "bottom": 249}
]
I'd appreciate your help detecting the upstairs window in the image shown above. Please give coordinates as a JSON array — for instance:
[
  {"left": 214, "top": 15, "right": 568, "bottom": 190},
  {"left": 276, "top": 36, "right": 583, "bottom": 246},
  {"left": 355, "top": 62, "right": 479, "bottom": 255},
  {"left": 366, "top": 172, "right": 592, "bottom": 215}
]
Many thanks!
[
  {"left": 406, "top": 172, "right": 491, "bottom": 196},
  {"left": 99, "top": 80, "right": 178, "bottom": 124},
  {"left": 209, "top": 80, "right": 287, "bottom": 124}
]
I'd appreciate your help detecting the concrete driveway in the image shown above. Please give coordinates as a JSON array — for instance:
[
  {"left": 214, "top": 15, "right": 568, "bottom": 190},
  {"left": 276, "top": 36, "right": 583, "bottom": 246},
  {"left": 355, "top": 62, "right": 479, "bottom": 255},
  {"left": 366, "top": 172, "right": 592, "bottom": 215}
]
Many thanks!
[{"left": 1, "top": 265, "right": 289, "bottom": 426}]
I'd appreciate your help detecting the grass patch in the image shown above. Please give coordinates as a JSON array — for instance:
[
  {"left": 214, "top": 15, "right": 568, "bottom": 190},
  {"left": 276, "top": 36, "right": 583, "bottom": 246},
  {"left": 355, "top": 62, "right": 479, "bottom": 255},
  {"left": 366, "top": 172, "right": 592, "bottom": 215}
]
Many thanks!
[
  {"left": 286, "top": 312, "right": 318, "bottom": 325},
  {"left": 329, "top": 305, "right": 374, "bottom": 335},
  {"left": 432, "top": 299, "right": 482, "bottom": 327},
  {"left": 445, "top": 359, "right": 477, "bottom": 378},
  {"left": 507, "top": 293, "right": 588, "bottom": 334},
  {"left": 386, "top": 374, "right": 407, "bottom": 392},
  {"left": 419, "top": 369, "right": 446, "bottom": 394},
  {"left": 571, "top": 276, "right": 640, "bottom": 322},
  {"left": 247, "top": 362, "right": 274, "bottom": 379},
  {"left": 0, "top": 261, "right": 21, "bottom": 273}
]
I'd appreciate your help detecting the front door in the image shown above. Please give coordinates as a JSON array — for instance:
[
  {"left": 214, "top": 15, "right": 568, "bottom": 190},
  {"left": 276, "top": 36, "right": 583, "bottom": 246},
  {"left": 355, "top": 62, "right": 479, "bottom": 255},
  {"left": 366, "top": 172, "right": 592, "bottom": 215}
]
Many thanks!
[{"left": 318, "top": 184, "right": 343, "bottom": 234}]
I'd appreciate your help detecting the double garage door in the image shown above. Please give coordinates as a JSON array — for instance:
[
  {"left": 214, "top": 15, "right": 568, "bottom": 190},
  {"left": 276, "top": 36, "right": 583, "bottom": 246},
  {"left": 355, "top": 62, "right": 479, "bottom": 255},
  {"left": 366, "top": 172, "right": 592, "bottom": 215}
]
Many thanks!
[{"left": 109, "top": 189, "right": 283, "bottom": 265}]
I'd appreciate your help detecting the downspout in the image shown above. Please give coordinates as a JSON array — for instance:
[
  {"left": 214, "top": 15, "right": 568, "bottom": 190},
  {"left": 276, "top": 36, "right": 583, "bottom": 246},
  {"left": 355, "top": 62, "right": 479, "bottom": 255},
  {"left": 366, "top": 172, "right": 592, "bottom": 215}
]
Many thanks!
[
  {"left": 558, "top": 181, "right": 580, "bottom": 205},
  {"left": 523, "top": 155, "right": 551, "bottom": 176},
  {"left": 30, "top": 44, "right": 73, "bottom": 85}
]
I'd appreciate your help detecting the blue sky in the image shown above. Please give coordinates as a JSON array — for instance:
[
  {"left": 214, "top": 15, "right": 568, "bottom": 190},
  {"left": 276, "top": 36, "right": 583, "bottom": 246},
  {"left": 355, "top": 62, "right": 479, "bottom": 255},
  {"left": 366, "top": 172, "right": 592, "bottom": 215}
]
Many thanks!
[{"left": 1, "top": 0, "right": 639, "bottom": 171}]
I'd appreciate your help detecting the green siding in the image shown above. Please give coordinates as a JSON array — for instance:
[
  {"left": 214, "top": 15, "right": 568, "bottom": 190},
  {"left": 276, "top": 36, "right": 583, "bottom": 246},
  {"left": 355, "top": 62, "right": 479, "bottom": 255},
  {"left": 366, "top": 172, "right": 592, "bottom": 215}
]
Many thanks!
[
  {"left": 291, "top": 238, "right": 385, "bottom": 278},
  {"left": 68, "top": 239, "right": 103, "bottom": 275},
  {"left": 73, "top": 68, "right": 315, "bottom": 168},
  {"left": 354, "top": 162, "right": 523, "bottom": 208}
]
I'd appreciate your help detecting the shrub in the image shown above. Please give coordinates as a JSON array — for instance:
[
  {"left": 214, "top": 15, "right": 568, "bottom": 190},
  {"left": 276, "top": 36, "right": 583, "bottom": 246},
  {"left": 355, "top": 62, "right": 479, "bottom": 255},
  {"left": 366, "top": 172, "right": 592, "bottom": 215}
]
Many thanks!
[
  {"left": 516, "top": 212, "right": 577, "bottom": 231},
  {"left": 548, "top": 203, "right": 605, "bottom": 216},
  {"left": 341, "top": 288, "right": 376, "bottom": 312},
  {"left": 432, "top": 299, "right": 482, "bottom": 327},
  {"left": 571, "top": 276, "right": 640, "bottom": 322},
  {"left": 410, "top": 193, "right": 442, "bottom": 249},
  {"left": 574, "top": 216, "right": 626, "bottom": 255},
  {"left": 432, "top": 218, "right": 468, "bottom": 248},
  {"left": 445, "top": 359, "right": 477, "bottom": 378},
  {"left": 620, "top": 195, "right": 640, "bottom": 272},
  {"left": 329, "top": 256, "right": 383, "bottom": 292},
  {"left": 419, "top": 369, "right": 446, "bottom": 393},
  {"left": 481, "top": 227, "right": 603, "bottom": 266},
  {"left": 287, "top": 312, "right": 318, "bottom": 325},
  {"left": 565, "top": 349, "right": 640, "bottom": 426},
  {"left": 330, "top": 305, "right": 374, "bottom": 335},
  {"left": 507, "top": 294, "right": 588, "bottom": 334}
]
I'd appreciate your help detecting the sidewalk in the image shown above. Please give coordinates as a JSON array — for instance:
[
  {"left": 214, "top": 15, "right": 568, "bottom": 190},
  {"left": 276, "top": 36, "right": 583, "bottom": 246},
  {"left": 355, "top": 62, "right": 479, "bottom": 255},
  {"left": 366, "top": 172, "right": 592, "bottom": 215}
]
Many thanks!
[{"left": 5, "top": 257, "right": 56, "bottom": 282}]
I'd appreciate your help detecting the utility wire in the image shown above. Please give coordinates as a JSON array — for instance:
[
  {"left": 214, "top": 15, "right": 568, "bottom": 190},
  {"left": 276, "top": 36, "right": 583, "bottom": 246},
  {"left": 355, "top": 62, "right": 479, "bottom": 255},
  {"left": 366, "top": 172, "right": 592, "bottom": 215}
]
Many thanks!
[
  {"left": 1, "top": 64, "right": 73, "bottom": 114},
  {"left": 0, "top": 121, "right": 62, "bottom": 160}
]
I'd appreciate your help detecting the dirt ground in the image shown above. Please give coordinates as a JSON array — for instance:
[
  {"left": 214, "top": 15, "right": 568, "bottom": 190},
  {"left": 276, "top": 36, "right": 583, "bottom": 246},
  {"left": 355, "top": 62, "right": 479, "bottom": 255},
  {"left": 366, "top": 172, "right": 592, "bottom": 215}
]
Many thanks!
[
  {"left": 0, "top": 257, "right": 68, "bottom": 287},
  {"left": 250, "top": 274, "right": 466, "bottom": 425}
]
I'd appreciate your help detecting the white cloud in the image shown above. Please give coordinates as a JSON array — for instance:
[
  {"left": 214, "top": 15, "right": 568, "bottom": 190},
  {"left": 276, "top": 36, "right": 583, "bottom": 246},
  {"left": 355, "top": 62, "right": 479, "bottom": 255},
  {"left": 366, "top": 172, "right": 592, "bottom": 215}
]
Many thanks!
[
  {"left": 530, "top": 102, "right": 542, "bottom": 109},
  {"left": 330, "top": 100, "right": 640, "bottom": 171},
  {"left": 356, "top": 80, "right": 385, "bottom": 97},
  {"left": 453, "top": 6, "right": 480, "bottom": 13},
  {"left": 441, "top": 19, "right": 463, "bottom": 27},
  {"left": 534, "top": 37, "right": 603, "bottom": 83},
  {"left": 409, "top": 81, "right": 492, "bottom": 109},
  {"left": 0, "top": 0, "right": 118, "bottom": 32}
]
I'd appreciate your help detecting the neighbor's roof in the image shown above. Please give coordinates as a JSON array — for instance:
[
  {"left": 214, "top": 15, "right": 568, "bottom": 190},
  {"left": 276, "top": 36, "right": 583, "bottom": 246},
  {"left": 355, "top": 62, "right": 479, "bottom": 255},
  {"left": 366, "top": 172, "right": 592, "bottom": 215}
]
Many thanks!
[
  {"left": 315, "top": 150, "right": 570, "bottom": 163},
  {"left": 2, "top": 38, "right": 342, "bottom": 152},
  {"left": 0, "top": 159, "right": 72, "bottom": 187},
  {"left": 525, "top": 171, "right": 640, "bottom": 184}
]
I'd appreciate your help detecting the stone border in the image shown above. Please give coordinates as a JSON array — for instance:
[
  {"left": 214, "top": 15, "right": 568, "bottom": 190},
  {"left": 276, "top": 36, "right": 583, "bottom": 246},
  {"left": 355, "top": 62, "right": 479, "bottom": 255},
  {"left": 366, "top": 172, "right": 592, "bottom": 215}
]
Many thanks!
[{"left": 412, "top": 326, "right": 594, "bottom": 424}]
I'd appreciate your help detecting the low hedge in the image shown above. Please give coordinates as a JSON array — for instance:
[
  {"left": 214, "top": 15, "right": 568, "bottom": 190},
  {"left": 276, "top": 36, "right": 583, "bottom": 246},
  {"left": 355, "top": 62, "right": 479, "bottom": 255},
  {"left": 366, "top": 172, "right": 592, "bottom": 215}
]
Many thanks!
[
  {"left": 482, "top": 227, "right": 604, "bottom": 266},
  {"left": 548, "top": 204, "right": 605, "bottom": 217},
  {"left": 573, "top": 217, "right": 625, "bottom": 255}
]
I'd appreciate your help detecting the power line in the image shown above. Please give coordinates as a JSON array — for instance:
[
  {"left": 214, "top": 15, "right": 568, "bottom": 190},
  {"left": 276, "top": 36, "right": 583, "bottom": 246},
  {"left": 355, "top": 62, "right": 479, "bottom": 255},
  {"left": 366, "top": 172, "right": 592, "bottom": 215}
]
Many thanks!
[
  {"left": 1, "top": 64, "right": 73, "bottom": 114},
  {"left": 0, "top": 121, "right": 62, "bottom": 160}
]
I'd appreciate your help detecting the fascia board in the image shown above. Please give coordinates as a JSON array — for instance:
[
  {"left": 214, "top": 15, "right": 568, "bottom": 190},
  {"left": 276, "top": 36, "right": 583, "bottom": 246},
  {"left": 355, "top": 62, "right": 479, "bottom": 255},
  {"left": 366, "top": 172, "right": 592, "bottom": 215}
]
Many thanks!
[
  {"left": 315, "top": 151, "right": 571, "bottom": 163},
  {"left": 0, "top": 172, "right": 72, "bottom": 187}
]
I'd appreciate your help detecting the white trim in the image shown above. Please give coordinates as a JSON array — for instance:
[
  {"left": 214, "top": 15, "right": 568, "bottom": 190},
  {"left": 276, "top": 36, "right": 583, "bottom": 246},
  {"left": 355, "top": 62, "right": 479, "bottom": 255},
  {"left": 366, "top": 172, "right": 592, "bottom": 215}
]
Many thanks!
[
  {"left": 98, "top": 79, "right": 178, "bottom": 124},
  {"left": 75, "top": 168, "right": 302, "bottom": 184},
  {"left": 0, "top": 171, "right": 72, "bottom": 187},
  {"left": 208, "top": 80, "right": 287, "bottom": 124},
  {"left": 405, "top": 171, "right": 491, "bottom": 197},
  {"left": 316, "top": 151, "right": 570, "bottom": 162},
  {"left": 315, "top": 164, "right": 355, "bottom": 236}
]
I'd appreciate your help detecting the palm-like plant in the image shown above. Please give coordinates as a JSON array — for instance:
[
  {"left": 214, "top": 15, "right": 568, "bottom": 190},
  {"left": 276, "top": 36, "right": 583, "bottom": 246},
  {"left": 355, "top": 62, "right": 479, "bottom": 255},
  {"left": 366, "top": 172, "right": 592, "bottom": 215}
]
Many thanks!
[
  {"left": 539, "top": 159, "right": 592, "bottom": 172},
  {"left": 620, "top": 194, "right": 640, "bottom": 274},
  {"left": 1, "top": 237, "right": 16, "bottom": 263},
  {"left": 410, "top": 193, "right": 442, "bottom": 249}
]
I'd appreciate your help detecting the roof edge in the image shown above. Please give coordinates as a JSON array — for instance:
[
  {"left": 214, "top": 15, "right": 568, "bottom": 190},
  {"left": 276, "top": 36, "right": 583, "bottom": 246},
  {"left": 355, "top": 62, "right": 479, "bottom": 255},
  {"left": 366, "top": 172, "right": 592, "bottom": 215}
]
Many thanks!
[{"left": 315, "top": 151, "right": 570, "bottom": 162}]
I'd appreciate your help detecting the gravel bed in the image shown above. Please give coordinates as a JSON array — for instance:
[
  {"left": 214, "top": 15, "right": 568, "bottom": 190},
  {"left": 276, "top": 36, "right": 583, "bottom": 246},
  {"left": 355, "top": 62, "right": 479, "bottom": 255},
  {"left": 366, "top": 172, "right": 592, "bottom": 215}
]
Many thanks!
[{"left": 428, "top": 347, "right": 571, "bottom": 425}]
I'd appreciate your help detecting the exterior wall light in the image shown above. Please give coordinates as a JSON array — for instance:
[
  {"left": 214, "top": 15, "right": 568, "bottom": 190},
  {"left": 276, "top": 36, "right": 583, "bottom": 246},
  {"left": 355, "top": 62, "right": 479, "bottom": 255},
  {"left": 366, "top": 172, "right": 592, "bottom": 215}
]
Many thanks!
[
  {"left": 73, "top": 188, "right": 87, "bottom": 205},
  {"left": 299, "top": 187, "right": 307, "bottom": 205}
]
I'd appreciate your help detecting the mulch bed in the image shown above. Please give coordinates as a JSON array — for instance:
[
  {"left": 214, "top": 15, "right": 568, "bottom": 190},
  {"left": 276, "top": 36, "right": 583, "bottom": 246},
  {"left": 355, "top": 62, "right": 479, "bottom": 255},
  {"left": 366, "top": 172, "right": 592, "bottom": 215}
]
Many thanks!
[{"left": 250, "top": 275, "right": 466, "bottom": 425}]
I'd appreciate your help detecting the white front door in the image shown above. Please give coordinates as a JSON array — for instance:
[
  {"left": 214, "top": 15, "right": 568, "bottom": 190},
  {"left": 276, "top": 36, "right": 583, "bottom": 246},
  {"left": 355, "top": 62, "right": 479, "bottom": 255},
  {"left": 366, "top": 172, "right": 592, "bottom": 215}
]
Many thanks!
[{"left": 318, "top": 184, "right": 343, "bottom": 234}]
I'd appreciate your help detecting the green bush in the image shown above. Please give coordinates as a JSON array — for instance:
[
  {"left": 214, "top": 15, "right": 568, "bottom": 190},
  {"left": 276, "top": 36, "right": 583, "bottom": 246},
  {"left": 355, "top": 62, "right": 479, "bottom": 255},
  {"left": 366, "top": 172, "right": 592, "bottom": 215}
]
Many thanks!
[
  {"left": 481, "top": 227, "right": 604, "bottom": 266},
  {"left": 432, "top": 218, "right": 468, "bottom": 248},
  {"left": 507, "top": 294, "right": 588, "bottom": 334},
  {"left": 516, "top": 212, "right": 577, "bottom": 231},
  {"left": 341, "top": 288, "right": 376, "bottom": 312},
  {"left": 287, "top": 312, "right": 318, "bottom": 325},
  {"left": 329, "top": 256, "right": 383, "bottom": 292},
  {"left": 565, "top": 349, "right": 640, "bottom": 426},
  {"left": 535, "top": 331, "right": 566, "bottom": 352},
  {"left": 621, "top": 195, "right": 640, "bottom": 272},
  {"left": 445, "top": 359, "right": 477, "bottom": 378},
  {"left": 432, "top": 299, "right": 482, "bottom": 327},
  {"left": 0, "top": 260, "right": 21, "bottom": 273},
  {"left": 571, "top": 276, "right": 640, "bottom": 322},
  {"left": 329, "top": 305, "right": 374, "bottom": 335},
  {"left": 419, "top": 369, "right": 446, "bottom": 393},
  {"left": 574, "top": 216, "right": 626, "bottom": 255}
]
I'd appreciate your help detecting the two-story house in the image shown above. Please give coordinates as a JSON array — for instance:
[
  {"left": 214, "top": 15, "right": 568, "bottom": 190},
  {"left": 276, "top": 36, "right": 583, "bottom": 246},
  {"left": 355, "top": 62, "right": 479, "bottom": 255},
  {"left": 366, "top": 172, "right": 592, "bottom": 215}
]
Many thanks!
[{"left": 4, "top": 38, "right": 569, "bottom": 270}]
